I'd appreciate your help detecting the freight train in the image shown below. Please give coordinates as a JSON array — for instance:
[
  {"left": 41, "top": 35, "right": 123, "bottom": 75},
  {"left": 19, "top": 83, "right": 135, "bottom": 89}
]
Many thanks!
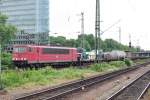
[{"left": 12, "top": 45, "right": 150, "bottom": 68}]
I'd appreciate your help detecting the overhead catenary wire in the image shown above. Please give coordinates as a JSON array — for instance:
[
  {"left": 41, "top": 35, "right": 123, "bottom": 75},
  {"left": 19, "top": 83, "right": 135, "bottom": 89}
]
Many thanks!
[{"left": 100, "top": 19, "right": 121, "bottom": 35}]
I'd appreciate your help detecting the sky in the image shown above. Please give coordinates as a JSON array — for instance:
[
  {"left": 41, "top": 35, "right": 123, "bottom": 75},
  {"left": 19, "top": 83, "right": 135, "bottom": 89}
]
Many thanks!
[{"left": 49, "top": 0, "right": 150, "bottom": 50}]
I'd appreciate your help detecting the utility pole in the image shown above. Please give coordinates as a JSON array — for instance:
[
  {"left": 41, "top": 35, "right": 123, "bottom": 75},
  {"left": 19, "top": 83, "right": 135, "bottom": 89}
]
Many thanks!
[
  {"left": 95, "top": 0, "right": 100, "bottom": 61},
  {"left": 81, "top": 12, "right": 84, "bottom": 49},
  {"left": 136, "top": 39, "right": 140, "bottom": 51},
  {"left": 119, "top": 27, "right": 121, "bottom": 43},
  {"left": 129, "top": 34, "right": 132, "bottom": 48}
]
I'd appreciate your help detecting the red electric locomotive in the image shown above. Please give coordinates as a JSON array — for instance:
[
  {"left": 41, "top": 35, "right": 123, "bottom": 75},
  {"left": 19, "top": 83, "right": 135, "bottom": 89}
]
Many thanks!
[{"left": 12, "top": 45, "right": 78, "bottom": 67}]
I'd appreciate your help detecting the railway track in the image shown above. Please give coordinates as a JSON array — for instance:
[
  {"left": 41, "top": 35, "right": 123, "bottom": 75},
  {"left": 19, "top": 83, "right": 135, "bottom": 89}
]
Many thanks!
[
  {"left": 15, "top": 62, "right": 150, "bottom": 100},
  {"left": 107, "top": 69, "right": 150, "bottom": 100},
  {"left": 139, "top": 83, "right": 150, "bottom": 100}
]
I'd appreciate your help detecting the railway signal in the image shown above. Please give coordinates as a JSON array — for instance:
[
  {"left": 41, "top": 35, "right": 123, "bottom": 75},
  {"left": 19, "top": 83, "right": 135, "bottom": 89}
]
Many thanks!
[{"left": 129, "top": 34, "right": 132, "bottom": 48}]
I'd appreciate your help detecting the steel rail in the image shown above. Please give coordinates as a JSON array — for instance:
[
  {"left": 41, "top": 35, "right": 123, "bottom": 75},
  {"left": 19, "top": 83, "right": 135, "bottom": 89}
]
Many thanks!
[
  {"left": 15, "top": 62, "right": 150, "bottom": 100},
  {"left": 107, "top": 70, "right": 150, "bottom": 100},
  {"left": 43, "top": 67, "right": 138, "bottom": 100},
  {"left": 137, "top": 82, "right": 150, "bottom": 100}
]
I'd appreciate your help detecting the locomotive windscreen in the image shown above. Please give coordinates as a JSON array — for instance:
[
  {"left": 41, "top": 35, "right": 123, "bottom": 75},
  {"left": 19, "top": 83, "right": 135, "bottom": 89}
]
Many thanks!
[
  {"left": 13, "top": 47, "right": 26, "bottom": 53},
  {"left": 42, "top": 48, "right": 69, "bottom": 54}
]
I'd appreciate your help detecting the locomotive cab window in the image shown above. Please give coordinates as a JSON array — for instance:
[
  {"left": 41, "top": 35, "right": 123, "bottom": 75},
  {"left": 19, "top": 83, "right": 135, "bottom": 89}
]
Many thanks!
[
  {"left": 13, "top": 47, "right": 26, "bottom": 53},
  {"left": 42, "top": 48, "right": 69, "bottom": 54}
]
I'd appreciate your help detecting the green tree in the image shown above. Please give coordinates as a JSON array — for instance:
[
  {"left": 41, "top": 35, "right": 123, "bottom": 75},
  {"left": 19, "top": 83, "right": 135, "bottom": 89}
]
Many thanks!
[
  {"left": 1, "top": 52, "right": 12, "bottom": 69},
  {"left": 76, "top": 34, "right": 93, "bottom": 51},
  {"left": 103, "top": 39, "right": 137, "bottom": 52},
  {"left": 48, "top": 34, "right": 138, "bottom": 52},
  {"left": 83, "top": 40, "right": 91, "bottom": 51},
  {"left": 0, "top": 13, "right": 17, "bottom": 47},
  {"left": 84, "top": 34, "right": 95, "bottom": 50},
  {"left": 49, "top": 36, "right": 67, "bottom": 46},
  {"left": 65, "top": 39, "right": 77, "bottom": 47}
]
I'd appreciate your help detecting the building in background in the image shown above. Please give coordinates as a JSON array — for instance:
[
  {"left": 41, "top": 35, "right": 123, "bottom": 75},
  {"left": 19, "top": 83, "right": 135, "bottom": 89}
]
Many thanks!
[
  {"left": 0, "top": 0, "right": 49, "bottom": 33},
  {"left": 0, "top": 0, "right": 49, "bottom": 51}
]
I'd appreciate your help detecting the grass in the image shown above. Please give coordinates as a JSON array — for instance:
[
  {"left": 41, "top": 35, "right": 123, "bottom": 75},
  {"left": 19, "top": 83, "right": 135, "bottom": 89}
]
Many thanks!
[
  {"left": 89, "top": 61, "right": 128, "bottom": 72},
  {"left": 1, "top": 60, "right": 133, "bottom": 90},
  {"left": 134, "top": 58, "right": 150, "bottom": 64},
  {"left": 124, "top": 58, "right": 133, "bottom": 66},
  {"left": 1, "top": 67, "right": 96, "bottom": 89}
]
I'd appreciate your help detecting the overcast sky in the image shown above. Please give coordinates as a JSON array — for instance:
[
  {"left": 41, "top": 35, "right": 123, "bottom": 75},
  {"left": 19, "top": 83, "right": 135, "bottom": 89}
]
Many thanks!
[{"left": 49, "top": 0, "right": 150, "bottom": 50}]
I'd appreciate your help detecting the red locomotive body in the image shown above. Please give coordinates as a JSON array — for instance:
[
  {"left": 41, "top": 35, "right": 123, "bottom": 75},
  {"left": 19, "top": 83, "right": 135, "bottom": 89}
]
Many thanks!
[{"left": 12, "top": 45, "right": 78, "bottom": 67}]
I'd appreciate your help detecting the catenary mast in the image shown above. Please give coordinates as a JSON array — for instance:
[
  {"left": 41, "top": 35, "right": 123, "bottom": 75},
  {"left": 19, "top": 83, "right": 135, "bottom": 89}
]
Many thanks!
[
  {"left": 81, "top": 12, "right": 84, "bottom": 49},
  {"left": 95, "top": 0, "right": 100, "bottom": 61}
]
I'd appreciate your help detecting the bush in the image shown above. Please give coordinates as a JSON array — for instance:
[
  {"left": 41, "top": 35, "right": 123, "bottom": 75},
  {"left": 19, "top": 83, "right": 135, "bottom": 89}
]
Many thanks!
[
  {"left": 89, "top": 61, "right": 128, "bottom": 72},
  {"left": 124, "top": 58, "right": 133, "bottom": 66},
  {"left": 109, "top": 61, "right": 126, "bottom": 68},
  {"left": 2, "top": 70, "right": 26, "bottom": 87},
  {"left": 90, "top": 63, "right": 113, "bottom": 72},
  {"left": 1, "top": 52, "right": 12, "bottom": 69}
]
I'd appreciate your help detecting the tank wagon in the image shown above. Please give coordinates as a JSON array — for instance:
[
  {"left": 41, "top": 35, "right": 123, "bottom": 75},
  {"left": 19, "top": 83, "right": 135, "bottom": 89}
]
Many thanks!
[{"left": 102, "top": 50, "right": 126, "bottom": 61}]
